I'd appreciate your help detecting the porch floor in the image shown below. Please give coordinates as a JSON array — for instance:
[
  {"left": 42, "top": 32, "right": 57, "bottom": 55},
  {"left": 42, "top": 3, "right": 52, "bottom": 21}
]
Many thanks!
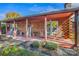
[{"left": 11, "top": 36, "right": 74, "bottom": 48}]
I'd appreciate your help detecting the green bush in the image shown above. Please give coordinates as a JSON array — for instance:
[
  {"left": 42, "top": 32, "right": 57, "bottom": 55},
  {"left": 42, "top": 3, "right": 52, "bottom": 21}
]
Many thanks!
[
  {"left": 43, "top": 42, "right": 58, "bottom": 50},
  {"left": 0, "top": 45, "right": 40, "bottom": 56},
  {"left": 1, "top": 24, "right": 6, "bottom": 34},
  {"left": 1, "top": 45, "right": 19, "bottom": 56},
  {"left": 31, "top": 41, "right": 40, "bottom": 48}
]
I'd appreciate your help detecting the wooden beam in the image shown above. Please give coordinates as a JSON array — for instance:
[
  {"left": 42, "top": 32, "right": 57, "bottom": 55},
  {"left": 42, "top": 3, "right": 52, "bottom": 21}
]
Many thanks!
[
  {"left": 26, "top": 19, "right": 28, "bottom": 38},
  {"left": 44, "top": 17, "right": 47, "bottom": 40},
  {"left": 74, "top": 11, "right": 78, "bottom": 47},
  {"left": 6, "top": 23, "right": 7, "bottom": 35},
  {"left": 14, "top": 21, "right": 16, "bottom": 30},
  {"left": 13, "top": 20, "right": 17, "bottom": 39}
]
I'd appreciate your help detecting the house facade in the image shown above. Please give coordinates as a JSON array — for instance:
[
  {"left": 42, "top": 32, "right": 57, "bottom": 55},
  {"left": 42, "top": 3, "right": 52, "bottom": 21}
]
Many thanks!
[
  {"left": 0, "top": 7, "right": 79, "bottom": 48},
  {"left": 65, "top": 3, "right": 79, "bottom": 47}
]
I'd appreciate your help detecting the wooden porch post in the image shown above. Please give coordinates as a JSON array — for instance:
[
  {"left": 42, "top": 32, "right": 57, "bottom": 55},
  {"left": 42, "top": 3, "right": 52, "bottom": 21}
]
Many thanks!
[
  {"left": 13, "top": 20, "right": 17, "bottom": 39},
  {"left": 26, "top": 18, "right": 28, "bottom": 38},
  {"left": 6, "top": 23, "right": 7, "bottom": 35},
  {"left": 74, "top": 11, "right": 78, "bottom": 47},
  {"left": 44, "top": 17, "right": 47, "bottom": 40},
  {"left": 50, "top": 20, "right": 52, "bottom": 34}
]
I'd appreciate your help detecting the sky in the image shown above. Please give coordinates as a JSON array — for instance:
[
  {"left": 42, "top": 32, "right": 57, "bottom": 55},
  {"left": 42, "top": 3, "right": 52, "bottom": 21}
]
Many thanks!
[{"left": 0, "top": 3, "right": 64, "bottom": 20}]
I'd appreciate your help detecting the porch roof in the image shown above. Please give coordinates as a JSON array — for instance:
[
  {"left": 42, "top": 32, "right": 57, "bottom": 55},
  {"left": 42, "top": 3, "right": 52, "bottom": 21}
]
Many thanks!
[{"left": 1, "top": 7, "right": 79, "bottom": 22}]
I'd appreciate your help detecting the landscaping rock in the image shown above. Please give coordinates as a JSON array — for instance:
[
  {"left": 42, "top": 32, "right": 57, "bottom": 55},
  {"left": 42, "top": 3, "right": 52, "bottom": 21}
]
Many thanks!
[
  {"left": 59, "top": 48, "right": 77, "bottom": 56},
  {"left": 19, "top": 41, "right": 32, "bottom": 48},
  {"left": 41, "top": 50, "right": 51, "bottom": 56},
  {"left": 49, "top": 50, "right": 58, "bottom": 56},
  {"left": 57, "top": 48, "right": 68, "bottom": 56}
]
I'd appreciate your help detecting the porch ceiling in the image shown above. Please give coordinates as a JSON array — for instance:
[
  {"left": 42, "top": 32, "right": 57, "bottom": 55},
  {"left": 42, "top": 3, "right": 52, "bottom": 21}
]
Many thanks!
[
  {"left": 47, "top": 12, "right": 73, "bottom": 20},
  {"left": 29, "top": 12, "right": 73, "bottom": 21}
]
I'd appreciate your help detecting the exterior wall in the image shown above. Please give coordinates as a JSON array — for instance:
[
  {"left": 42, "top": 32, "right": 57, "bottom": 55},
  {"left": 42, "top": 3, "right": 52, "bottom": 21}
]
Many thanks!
[
  {"left": 4, "top": 14, "right": 74, "bottom": 41},
  {"left": 29, "top": 19, "right": 45, "bottom": 37},
  {"left": 61, "top": 16, "right": 75, "bottom": 40},
  {"left": 61, "top": 19, "right": 70, "bottom": 39},
  {"left": 28, "top": 18, "right": 72, "bottom": 39},
  {"left": 76, "top": 11, "right": 79, "bottom": 45},
  {"left": 69, "top": 14, "right": 75, "bottom": 42},
  {"left": 28, "top": 17, "right": 73, "bottom": 39},
  {"left": 6, "top": 23, "right": 11, "bottom": 34},
  {"left": 5, "top": 20, "right": 26, "bottom": 37},
  {"left": 16, "top": 20, "right": 26, "bottom": 33},
  {"left": 55, "top": 17, "right": 74, "bottom": 40}
]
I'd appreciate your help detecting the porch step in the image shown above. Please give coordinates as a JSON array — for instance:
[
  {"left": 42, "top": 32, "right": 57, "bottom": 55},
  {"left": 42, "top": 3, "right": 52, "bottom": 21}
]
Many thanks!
[
  {"left": 59, "top": 43, "right": 73, "bottom": 48},
  {"left": 48, "top": 37, "right": 73, "bottom": 48},
  {"left": 54, "top": 40, "right": 73, "bottom": 48}
]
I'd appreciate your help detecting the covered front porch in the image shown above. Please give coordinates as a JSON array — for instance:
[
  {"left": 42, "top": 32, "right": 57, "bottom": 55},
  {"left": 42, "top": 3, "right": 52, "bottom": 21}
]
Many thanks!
[{"left": 0, "top": 11, "right": 77, "bottom": 48}]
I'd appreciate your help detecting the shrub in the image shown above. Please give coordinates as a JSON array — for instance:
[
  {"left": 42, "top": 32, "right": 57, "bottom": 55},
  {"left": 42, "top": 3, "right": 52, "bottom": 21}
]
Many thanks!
[
  {"left": 43, "top": 42, "right": 58, "bottom": 50},
  {"left": 0, "top": 45, "right": 40, "bottom": 56},
  {"left": 1, "top": 24, "right": 6, "bottom": 34},
  {"left": 31, "top": 41, "right": 40, "bottom": 48},
  {"left": 1, "top": 45, "right": 19, "bottom": 56}
]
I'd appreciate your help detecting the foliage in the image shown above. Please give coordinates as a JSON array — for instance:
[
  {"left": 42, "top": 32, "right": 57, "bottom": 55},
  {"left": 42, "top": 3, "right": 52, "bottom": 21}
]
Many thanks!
[
  {"left": 43, "top": 42, "right": 58, "bottom": 50},
  {"left": 1, "top": 24, "right": 6, "bottom": 34},
  {"left": 0, "top": 45, "right": 40, "bottom": 56},
  {"left": 31, "top": 41, "right": 40, "bottom": 48},
  {"left": 1, "top": 45, "right": 19, "bottom": 56},
  {"left": 4, "top": 12, "right": 21, "bottom": 20},
  {"left": 0, "top": 44, "right": 3, "bottom": 48},
  {"left": 47, "top": 21, "right": 57, "bottom": 28},
  {"left": 52, "top": 21, "right": 57, "bottom": 28}
]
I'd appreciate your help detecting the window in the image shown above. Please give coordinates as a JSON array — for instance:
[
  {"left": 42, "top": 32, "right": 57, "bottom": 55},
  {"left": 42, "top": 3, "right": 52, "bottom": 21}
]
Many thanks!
[{"left": 47, "top": 20, "right": 58, "bottom": 35}]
